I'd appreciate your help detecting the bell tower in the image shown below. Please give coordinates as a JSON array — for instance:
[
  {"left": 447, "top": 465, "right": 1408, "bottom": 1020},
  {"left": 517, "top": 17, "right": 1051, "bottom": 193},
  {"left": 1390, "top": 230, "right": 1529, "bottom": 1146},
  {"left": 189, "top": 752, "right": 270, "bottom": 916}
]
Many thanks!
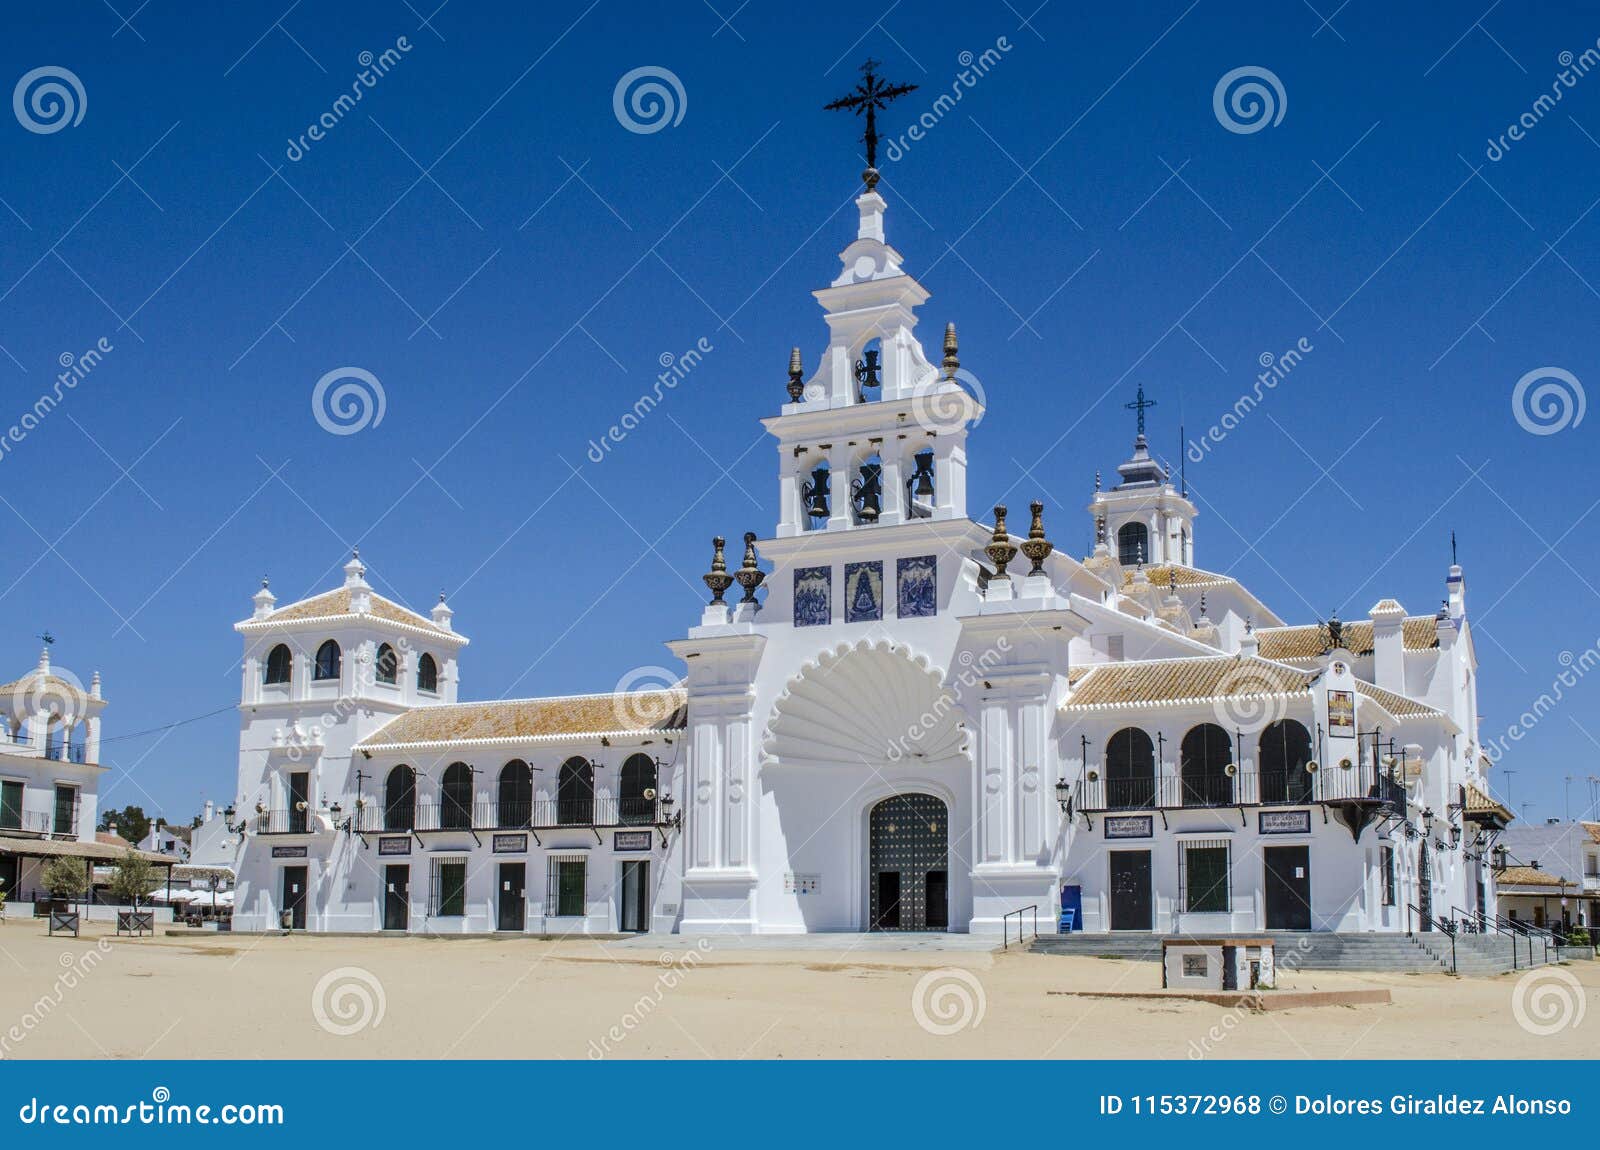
[
  {"left": 766, "top": 189, "right": 980, "bottom": 537},
  {"left": 1088, "top": 386, "right": 1196, "bottom": 567}
]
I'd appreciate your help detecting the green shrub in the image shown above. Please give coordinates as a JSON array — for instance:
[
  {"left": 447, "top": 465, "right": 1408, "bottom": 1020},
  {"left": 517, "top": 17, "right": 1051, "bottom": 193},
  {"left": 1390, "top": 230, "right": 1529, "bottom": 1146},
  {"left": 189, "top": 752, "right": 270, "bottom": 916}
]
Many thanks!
[
  {"left": 41, "top": 857, "right": 88, "bottom": 899},
  {"left": 108, "top": 850, "right": 159, "bottom": 908}
]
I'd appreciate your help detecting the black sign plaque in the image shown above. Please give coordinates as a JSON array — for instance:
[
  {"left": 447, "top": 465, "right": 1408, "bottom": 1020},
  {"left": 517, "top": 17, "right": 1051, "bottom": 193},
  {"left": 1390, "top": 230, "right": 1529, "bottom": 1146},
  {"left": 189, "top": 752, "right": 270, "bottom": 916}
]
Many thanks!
[
  {"left": 614, "top": 831, "right": 653, "bottom": 852},
  {"left": 492, "top": 834, "right": 528, "bottom": 854},
  {"left": 378, "top": 837, "right": 412, "bottom": 856}
]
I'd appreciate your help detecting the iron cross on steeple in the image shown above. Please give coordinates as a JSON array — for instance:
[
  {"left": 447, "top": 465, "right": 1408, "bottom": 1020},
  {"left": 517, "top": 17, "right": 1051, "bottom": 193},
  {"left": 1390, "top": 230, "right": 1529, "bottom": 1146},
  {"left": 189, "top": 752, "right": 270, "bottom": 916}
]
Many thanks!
[
  {"left": 823, "top": 58, "right": 918, "bottom": 191},
  {"left": 1126, "top": 385, "right": 1158, "bottom": 437}
]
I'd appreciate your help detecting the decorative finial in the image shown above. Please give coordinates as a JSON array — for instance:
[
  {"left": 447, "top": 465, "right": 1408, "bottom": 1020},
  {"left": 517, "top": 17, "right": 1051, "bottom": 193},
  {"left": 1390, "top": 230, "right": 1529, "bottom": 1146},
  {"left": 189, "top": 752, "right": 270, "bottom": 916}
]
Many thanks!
[
  {"left": 942, "top": 322, "right": 959, "bottom": 380},
  {"left": 787, "top": 347, "right": 805, "bottom": 402},
  {"left": 1095, "top": 515, "right": 1106, "bottom": 544},
  {"left": 1451, "top": 530, "right": 1458, "bottom": 567},
  {"left": 703, "top": 536, "right": 733, "bottom": 605},
  {"left": 352, "top": 547, "right": 360, "bottom": 560},
  {"left": 439, "top": 591, "right": 447, "bottom": 603},
  {"left": 985, "top": 505, "right": 1019, "bottom": 579},
  {"left": 1246, "top": 616, "right": 1254, "bottom": 634},
  {"left": 823, "top": 59, "right": 919, "bottom": 191},
  {"left": 1199, "top": 591, "right": 1208, "bottom": 616},
  {"left": 1094, "top": 469, "right": 1102, "bottom": 494},
  {"left": 1136, "top": 541, "right": 1145, "bottom": 570},
  {"left": 260, "top": 577, "right": 269, "bottom": 589},
  {"left": 1168, "top": 567, "right": 1178, "bottom": 593},
  {"left": 735, "top": 532, "right": 766, "bottom": 605},
  {"left": 1020, "top": 500, "right": 1054, "bottom": 576},
  {"left": 1326, "top": 610, "right": 1344, "bottom": 651}
]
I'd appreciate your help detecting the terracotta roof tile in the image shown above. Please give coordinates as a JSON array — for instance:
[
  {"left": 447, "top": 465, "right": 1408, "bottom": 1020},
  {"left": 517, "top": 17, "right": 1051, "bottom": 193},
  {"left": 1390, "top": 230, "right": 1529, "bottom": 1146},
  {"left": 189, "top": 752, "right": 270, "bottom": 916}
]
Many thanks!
[
  {"left": 356, "top": 688, "right": 687, "bottom": 749},
  {"left": 1063, "top": 656, "right": 1315, "bottom": 710},
  {"left": 1353, "top": 679, "right": 1443, "bottom": 719},
  {"left": 1119, "top": 563, "right": 1237, "bottom": 590},
  {"left": 1464, "top": 781, "right": 1514, "bottom": 823},
  {"left": 267, "top": 588, "right": 443, "bottom": 632},
  {"left": 1254, "top": 616, "right": 1440, "bottom": 660},
  {"left": 1497, "top": 866, "right": 1568, "bottom": 888}
]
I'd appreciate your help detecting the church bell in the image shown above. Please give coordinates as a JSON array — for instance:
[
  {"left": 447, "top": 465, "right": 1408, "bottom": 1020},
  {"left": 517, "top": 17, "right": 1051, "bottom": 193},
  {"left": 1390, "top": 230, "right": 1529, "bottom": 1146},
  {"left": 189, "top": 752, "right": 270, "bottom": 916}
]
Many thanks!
[
  {"left": 803, "top": 465, "right": 831, "bottom": 520},
  {"left": 910, "top": 451, "right": 936, "bottom": 499},
  {"left": 852, "top": 462, "right": 883, "bottom": 522}
]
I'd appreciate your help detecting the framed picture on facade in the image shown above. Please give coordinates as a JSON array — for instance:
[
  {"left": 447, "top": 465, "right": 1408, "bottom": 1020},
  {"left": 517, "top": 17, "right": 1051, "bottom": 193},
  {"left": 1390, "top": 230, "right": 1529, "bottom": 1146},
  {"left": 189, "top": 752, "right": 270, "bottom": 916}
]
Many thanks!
[
  {"left": 844, "top": 561, "right": 882, "bottom": 623},
  {"left": 896, "top": 555, "right": 936, "bottom": 618},
  {"left": 794, "top": 566, "right": 831, "bottom": 627},
  {"left": 1327, "top": 689, "right": 1355, "bottom": 737}
]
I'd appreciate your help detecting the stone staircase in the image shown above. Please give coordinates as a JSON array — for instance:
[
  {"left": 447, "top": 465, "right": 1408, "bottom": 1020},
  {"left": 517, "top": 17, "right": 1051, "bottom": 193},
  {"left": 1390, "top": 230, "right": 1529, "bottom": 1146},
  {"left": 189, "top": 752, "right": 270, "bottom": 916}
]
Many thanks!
[{"left": 1029, "top": 930, "right": 1560, "bottom": 976}]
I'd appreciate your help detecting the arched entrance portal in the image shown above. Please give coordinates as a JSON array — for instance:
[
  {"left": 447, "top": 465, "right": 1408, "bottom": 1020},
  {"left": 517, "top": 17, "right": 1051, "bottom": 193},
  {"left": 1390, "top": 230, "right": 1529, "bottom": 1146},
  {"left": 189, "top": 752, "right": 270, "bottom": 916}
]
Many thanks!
[{"left": 869, "top": 794, "right": 949, "bottom": 932}]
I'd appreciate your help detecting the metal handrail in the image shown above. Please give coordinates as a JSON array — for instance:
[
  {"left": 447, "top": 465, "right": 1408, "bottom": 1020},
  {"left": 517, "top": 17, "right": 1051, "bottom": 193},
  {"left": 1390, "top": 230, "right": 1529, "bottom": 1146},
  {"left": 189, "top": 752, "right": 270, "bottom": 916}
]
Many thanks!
[
  {"left": 1408, "top": 902, "right": 1455, "bottom": 973},
  {"left": 1002, "top": 904, "right": 1039, "bottom": 950},
  {"left": 1454, "top": 905, "right": 1519, "bottom": 970}
]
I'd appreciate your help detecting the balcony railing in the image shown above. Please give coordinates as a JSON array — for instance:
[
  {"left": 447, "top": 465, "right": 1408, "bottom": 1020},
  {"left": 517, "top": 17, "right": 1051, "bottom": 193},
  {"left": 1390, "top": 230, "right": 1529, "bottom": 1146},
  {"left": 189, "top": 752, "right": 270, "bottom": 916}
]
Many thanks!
[
  {"left": 0, "top": 809, "right": 54, "bottom": 836},
  {"left": 44, "top": 742, "right": 87, "bottom": 764},
  {"left": 1079, "top": 763, "right": 1404, "bottom": 813},
  {"left": 255, "top": 808, "right": 312, "bottom": 835},
  {"left": 353, "top": 795, "right": 660, "bottom": 834}
]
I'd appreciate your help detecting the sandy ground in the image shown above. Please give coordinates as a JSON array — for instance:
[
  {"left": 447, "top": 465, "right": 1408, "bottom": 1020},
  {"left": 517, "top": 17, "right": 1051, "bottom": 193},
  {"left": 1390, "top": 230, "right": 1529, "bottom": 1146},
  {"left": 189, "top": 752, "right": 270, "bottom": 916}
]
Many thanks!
[{"left": 0, "top": 922, "right": 1594, "bottom": 1059}]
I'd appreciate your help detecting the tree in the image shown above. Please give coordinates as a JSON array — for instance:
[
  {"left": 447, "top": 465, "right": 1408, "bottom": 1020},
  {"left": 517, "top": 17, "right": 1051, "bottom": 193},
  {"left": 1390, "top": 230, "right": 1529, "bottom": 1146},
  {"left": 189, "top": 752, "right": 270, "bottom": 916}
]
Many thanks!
[
  {"left": 97, "top": 805, "right": 151, "bottom": 843},
  {"left": 108, "top": 849, "right": 160, "bottom": 909},
  {"left": 41, "top": 857, "right": 88, "bottom": 901}
]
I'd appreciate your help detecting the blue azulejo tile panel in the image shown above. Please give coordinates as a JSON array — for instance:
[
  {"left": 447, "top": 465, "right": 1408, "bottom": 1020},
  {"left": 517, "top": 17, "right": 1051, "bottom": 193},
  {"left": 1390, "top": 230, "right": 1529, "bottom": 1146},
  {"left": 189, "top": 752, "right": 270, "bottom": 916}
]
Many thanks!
[
  {"left": 844, "top": 561, "right": 883, "bottom": 623},
  {"left": 793, "top": 566, "right": 832, "bottom": 627},
  {"left": 897, "top": 555, "right": 936, "bottom": 618}
]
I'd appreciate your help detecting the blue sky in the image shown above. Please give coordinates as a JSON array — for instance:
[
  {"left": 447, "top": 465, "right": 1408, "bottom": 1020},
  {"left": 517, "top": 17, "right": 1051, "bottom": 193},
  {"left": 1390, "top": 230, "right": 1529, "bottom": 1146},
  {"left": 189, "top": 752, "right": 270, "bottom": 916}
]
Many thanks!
[{"left": 1, "top": 1, "right": 1596, "bottom": 824}]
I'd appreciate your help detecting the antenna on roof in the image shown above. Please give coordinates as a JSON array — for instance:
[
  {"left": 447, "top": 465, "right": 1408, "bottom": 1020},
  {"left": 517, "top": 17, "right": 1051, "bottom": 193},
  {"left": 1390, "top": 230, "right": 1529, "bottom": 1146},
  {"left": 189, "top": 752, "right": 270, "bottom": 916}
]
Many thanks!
[{"left": 1179, "top": 425, "right": 1187, "bottom": 496}]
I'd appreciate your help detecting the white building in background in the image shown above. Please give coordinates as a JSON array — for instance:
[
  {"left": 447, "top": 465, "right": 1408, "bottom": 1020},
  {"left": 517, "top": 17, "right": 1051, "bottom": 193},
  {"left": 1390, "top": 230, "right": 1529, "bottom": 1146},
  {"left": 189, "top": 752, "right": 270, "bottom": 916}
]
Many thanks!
[
  {"left": 0, "top": 647, "right": 174, "bottom": 909},
  {"left": 228, "top": 172, "right": 1510, "bottom": 937},
  {"left": 139, "top": 821, "right": 191, "bottom": 860}
]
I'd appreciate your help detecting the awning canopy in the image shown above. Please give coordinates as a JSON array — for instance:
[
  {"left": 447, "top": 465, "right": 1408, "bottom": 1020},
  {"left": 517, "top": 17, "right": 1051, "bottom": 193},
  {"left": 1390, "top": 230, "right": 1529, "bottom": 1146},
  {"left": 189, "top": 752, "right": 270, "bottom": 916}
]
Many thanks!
[{"left": 0, "top": 834, "right": 173, "bottom": 867}]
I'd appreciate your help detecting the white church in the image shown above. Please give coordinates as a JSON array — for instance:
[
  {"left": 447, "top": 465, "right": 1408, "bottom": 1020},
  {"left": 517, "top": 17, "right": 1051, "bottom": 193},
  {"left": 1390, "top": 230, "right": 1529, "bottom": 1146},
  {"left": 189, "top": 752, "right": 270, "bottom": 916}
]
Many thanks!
[{"left": 228, "top": 159, "right": 1511, "bottom": 939}]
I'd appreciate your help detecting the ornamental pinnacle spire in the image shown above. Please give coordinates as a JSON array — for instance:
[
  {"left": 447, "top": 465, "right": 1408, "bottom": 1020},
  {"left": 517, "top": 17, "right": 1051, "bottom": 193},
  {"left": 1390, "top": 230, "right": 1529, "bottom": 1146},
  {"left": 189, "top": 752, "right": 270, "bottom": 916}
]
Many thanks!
[
  {"left": 787, "top": 347, "right": 805, "bottom": 402},
  {"left": 942, "top": 322, "right": 959, "bottom": 380}
]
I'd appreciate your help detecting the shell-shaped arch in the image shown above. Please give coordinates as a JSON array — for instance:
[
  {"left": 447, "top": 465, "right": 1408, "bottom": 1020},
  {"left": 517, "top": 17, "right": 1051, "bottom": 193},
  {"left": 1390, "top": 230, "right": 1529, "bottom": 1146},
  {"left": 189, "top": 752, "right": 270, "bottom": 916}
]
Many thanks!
[{"left": 762, "top": 638, "right": 970, "bottom": 768}]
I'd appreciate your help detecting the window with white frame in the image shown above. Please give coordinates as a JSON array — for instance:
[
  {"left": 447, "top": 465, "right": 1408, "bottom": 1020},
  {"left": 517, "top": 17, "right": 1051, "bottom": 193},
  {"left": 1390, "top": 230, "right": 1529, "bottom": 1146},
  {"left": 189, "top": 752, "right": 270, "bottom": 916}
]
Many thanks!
[{"left": 1179, "top": 839, "right": 1230, "bottom": 914}]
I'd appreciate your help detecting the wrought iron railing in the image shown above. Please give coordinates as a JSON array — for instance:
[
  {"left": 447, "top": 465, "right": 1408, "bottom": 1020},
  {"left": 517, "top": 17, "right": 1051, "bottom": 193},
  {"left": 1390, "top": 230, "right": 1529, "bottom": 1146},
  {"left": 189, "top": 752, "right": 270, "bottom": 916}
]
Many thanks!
[
  {"left": 44, "top": 742, "right": 87, "bottom": 764},
  {"left": 254, "top": 808, "right": 312, "bottom": 834},
  {"left": 0, "top": 809, "right": 54, "bottom": 835},
  {"left": 353, "top": 796, "right": 661, "bottom": 833},
  {"left": 1078, "top": 762, "right": 1404, "bottom": 813}
]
